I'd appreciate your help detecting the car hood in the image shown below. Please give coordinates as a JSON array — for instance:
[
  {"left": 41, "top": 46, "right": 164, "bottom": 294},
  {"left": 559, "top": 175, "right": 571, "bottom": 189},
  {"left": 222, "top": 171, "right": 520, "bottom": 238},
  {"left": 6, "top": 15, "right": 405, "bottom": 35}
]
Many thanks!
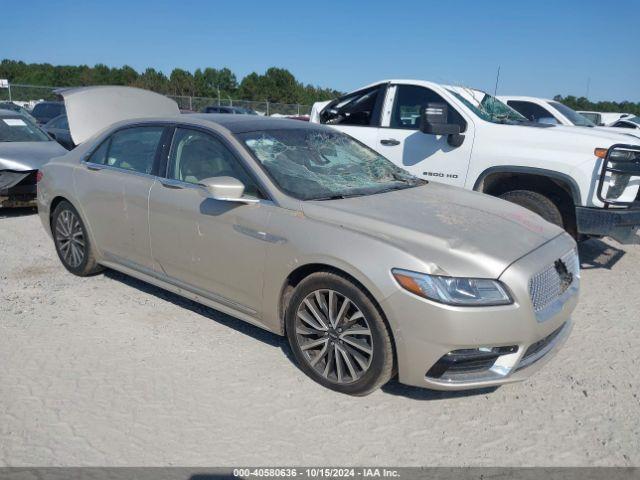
[
  {"left": 522, "top": 123, "right": 639, "bottom": 145},
  {"left": 61, "top": 86, "right": 180, "bottom": 145},
  {"left": 302, "top": 182, "right": 565, "bottom": 279},
  {"left": 592, "top": 126, "right": 640, "bottom": 139},
  {"left": 0, "top": 141, "right": 67, "bottom": 171}
]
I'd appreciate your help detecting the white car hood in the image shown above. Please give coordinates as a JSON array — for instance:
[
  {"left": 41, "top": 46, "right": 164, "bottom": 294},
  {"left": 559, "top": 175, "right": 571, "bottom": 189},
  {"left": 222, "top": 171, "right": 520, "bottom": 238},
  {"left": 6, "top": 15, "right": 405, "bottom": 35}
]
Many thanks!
[
  {"left": 593, "top": 126, "right": 640, "bottom": 140},
  {"left": 506, "top": 123, "right": 640, "bottom": 149},
  {"left": 61, "top": 86, "right": 179, "bottom": 145}
]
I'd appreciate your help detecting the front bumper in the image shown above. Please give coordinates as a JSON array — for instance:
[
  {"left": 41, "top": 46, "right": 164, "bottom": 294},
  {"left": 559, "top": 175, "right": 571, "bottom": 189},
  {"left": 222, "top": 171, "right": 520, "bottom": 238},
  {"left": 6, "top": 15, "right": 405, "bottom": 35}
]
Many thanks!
[
  {"left": 382, "top": 233, "right": 578, "bottom": 390},
  {"left": 0, "top": 170, "right": 38, "bottom": 208},
  {"left": 576, "top": 205, "right": 640, "bottom": 244}
]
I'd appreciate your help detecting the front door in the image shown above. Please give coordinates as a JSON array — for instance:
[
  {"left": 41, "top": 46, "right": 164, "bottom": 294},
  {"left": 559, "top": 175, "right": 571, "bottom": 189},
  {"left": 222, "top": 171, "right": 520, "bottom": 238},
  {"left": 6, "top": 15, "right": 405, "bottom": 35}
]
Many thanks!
[
  {"left": 148, "top": 127, "right": 273, "bottom": 316},
  {"left": 375, "top": 84, "right": 474, "bottom": 187}
]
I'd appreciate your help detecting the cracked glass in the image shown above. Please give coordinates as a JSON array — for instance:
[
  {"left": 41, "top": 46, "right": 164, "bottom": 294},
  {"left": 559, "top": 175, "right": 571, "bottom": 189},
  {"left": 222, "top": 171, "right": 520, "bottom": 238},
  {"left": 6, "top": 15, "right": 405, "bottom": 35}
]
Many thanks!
[{"left": 238, "top": 128, "right": 425, "bottom": 200}]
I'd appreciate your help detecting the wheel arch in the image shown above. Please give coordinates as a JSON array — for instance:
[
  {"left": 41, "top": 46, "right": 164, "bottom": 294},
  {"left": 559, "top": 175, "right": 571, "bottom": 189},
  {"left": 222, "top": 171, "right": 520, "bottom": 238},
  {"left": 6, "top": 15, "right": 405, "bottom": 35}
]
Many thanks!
[
  {"left": 48, "top": 194, "right": 101, "bottom": 258},
  {"left": 472, "top": 166, "right": 581, "bottom": 236},
  {"left": 278, "top": 262, "right": 391, "bottom": 336},
  {"left": 472, "top": 166, "right": 582, "bottom": 205}
]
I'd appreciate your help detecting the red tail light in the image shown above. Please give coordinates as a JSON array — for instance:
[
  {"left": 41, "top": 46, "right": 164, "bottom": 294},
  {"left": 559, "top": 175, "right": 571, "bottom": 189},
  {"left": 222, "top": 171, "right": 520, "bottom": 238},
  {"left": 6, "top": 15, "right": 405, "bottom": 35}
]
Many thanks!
[{"left": 36, "top": 170, "right": 44, "bottom": 183}]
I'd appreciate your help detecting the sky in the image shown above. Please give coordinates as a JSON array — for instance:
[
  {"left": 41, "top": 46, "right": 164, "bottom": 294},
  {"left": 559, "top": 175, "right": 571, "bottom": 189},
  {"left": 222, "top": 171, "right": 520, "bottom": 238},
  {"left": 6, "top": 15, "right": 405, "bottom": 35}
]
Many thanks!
[{"left": 3, "top": 0, "right": 639, "bottom": 102}]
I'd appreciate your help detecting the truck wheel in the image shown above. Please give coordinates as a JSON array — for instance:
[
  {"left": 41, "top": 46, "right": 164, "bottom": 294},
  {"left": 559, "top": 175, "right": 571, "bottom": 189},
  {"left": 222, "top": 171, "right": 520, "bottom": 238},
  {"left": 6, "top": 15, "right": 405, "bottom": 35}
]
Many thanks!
[{"left": 499, "top": 190, "right": 564, "bottom": 228}]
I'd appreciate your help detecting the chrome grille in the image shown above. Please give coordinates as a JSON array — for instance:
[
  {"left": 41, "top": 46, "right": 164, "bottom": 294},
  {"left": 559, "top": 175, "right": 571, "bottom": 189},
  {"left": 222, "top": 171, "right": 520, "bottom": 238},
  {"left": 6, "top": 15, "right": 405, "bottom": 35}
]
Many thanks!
[{"left": 528, "top": 249, "right": 580, "bottom": 313}]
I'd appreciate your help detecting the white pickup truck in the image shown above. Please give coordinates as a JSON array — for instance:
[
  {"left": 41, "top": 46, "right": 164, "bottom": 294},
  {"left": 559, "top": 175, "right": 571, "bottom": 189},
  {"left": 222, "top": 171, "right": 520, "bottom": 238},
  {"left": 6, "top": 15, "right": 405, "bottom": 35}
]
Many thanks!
[
  {"left": 497, "top": 95, "right": 640, "bottom": 139},
  {"left": 310, "top": 80, "right": 640, "bottom": 243}
]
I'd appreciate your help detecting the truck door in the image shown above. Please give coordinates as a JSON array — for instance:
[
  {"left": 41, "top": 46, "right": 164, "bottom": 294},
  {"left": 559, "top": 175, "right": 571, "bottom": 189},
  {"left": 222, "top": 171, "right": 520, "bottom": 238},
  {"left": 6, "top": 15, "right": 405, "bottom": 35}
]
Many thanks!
[
  {"left": 316, "top": 84, "right": 387, "bottom": 154},
  {"left": 375, "top": 84, "right": 474, "bottom": 187}
]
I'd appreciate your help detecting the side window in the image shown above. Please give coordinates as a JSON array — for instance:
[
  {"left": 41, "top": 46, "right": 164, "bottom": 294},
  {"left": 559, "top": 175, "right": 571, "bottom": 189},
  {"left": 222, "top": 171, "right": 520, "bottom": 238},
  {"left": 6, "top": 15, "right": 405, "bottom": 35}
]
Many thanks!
[
  {"left": 320, "top": 85, "right": 385, "bottom": 127},
  {"left": 87, "top": 138, "right": 110, "bottom": 165},
  {"left": 104, "top": 126, "right": 164, "bottom": 174},
  {"left": 390, "top": 85, "right": 467, "bottom": 131},
  {"left": 612, "top": 121, "right": 634, "bottom": 129},
  {"left": 168, "top": 128, "right": 263, "bottom": 198},
  {"left": 506, "top": 101, "right": 554, "bottom": 122}
]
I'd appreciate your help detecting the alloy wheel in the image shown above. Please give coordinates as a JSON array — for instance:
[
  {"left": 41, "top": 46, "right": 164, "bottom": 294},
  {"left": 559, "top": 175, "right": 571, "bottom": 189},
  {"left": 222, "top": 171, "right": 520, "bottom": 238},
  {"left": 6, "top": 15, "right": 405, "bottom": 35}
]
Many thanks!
[
  {"left": 55, "top": 209, "right": 85, "bottom": 268},
  {"left": 295, "top": 289, "right": 373, "bottom": 384}
]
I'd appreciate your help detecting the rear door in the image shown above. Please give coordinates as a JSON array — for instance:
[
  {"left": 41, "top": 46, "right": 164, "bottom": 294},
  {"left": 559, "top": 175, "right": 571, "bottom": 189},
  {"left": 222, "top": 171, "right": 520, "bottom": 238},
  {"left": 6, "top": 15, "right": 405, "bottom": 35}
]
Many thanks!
[
  {"left": 375, "top": 84, "right": 473, "bottom": 187},
  {"left": 74, "top": 125, "right": 168, "bottom": 270}
]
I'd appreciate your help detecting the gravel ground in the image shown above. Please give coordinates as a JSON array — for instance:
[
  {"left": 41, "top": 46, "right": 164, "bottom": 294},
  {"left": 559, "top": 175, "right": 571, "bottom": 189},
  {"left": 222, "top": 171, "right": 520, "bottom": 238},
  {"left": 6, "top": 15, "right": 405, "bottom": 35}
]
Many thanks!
[{"left": 1, "top": 208, "right": 639, "bottom": 466}]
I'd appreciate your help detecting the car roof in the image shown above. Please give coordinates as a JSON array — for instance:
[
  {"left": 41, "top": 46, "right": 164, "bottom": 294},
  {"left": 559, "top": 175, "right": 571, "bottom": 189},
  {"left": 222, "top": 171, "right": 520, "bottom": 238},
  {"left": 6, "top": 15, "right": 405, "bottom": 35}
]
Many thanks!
[
  {"left": 0, "top": 109, "right": 25, "bottom": 117},
  {"left": 186, "top": 113, "right": 326, "bottom": 133},
  {"left": 498, "top": 95, "right": 555, "bottom": 103}
]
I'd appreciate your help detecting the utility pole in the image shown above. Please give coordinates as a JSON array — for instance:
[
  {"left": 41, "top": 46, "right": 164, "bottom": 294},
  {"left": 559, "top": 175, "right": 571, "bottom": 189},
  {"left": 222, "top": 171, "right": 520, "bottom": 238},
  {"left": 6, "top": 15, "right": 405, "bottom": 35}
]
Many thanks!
[{"left": 586, "top": 77, "right": 591, "bottom": 99}]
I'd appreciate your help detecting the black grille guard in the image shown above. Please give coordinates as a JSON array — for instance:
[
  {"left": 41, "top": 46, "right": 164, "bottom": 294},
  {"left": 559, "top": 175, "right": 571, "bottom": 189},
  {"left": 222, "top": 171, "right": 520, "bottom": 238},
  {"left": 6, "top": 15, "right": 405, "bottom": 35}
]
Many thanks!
[{"left": 596, "top": 144, "right": 640, "bottom": 207}]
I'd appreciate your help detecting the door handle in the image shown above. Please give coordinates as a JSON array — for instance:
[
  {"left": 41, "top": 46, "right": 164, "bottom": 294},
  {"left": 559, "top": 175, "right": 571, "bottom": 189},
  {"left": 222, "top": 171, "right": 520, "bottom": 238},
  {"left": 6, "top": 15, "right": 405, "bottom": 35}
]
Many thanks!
[
  {"left": 85, "top": 164, "right": 102, "bottom": 171},
  {"left": 380, "top": 139, "right": 400, "bottom": 146}
]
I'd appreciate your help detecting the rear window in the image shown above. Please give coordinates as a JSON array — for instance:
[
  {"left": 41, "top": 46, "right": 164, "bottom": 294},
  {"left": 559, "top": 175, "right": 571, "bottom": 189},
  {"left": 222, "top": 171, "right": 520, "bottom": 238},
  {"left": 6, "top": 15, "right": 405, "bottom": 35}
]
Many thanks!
[
  {"left": 0, "top": 116, "right": 50, "bottom": 142},
  {"left": 32, "top": 103, "right": 65, "bottom": 118}
]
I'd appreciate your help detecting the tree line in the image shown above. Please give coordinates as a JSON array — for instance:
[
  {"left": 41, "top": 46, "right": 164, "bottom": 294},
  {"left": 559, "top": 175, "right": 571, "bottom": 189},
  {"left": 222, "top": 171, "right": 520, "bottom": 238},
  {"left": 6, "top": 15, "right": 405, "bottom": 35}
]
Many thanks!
[
  {"left": 0, "top": 59, "right": 342, "bottom": 105},
  {"left": 552, "top": 95, "right": 640, "bottom": 116},
  {"left": 2, "top": 59, "right": 639, "bottom": 114}
]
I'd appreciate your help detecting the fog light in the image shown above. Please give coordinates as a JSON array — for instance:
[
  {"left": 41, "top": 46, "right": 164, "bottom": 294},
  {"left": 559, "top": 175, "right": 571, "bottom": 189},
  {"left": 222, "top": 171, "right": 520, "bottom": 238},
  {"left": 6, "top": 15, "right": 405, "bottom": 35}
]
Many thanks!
[{"left": 426, "top": 346, "right": 518, "bottom": 379}]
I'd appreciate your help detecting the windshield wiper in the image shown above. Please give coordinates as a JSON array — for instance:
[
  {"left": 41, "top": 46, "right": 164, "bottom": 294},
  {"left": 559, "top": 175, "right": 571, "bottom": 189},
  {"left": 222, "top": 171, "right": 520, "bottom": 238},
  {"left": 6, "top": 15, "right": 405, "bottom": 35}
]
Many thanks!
[{"left": 313, "top": 193, "right": 366, "bottom": 201}]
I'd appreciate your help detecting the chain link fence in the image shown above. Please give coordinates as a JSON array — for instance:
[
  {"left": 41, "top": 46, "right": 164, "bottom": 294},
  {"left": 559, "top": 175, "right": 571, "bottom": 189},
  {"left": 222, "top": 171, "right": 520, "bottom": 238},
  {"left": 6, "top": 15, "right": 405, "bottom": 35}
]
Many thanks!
[
  {"left": 168, "top": 95, "right": 310, "bottom": 116},
  {"left": 0, "top": 84, "right": 312, "bottom": 116}
]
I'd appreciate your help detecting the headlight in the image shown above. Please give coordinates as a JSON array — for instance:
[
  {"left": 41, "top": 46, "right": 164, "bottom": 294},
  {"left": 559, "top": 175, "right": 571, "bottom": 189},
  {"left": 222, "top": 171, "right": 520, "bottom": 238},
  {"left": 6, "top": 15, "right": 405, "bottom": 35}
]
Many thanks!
[{"left": 392, "top": 269, "right": 513, "bottom": 306}]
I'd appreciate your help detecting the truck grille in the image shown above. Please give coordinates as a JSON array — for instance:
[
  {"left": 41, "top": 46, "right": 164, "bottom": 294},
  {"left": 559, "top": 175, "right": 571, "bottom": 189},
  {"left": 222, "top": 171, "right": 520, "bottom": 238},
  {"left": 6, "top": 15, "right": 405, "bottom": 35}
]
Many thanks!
[{"left": 528, "top": 249, "right": 579, "bottom": 313}]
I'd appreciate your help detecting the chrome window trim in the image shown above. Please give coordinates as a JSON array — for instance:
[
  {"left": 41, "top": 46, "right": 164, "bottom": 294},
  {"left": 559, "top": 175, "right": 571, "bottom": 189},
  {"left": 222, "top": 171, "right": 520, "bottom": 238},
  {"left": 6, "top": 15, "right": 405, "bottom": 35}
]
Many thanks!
[{"left": 81, "top": 159, "right": 160, "bottom": 180}]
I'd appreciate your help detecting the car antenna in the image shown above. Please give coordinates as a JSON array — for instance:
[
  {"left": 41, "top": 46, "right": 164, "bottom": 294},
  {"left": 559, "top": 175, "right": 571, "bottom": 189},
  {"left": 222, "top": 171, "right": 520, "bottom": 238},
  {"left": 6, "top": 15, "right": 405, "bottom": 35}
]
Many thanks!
[{"left": 491, "top": 65, "right": 501, "bottom": 122}]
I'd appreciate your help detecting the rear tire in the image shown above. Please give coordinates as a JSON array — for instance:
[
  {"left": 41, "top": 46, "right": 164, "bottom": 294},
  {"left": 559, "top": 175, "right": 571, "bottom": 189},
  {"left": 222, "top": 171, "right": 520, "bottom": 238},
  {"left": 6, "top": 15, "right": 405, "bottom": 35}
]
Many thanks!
[
  {"left": 285, "top": 271, "right": 394, "bottom": 396},
  {"left": 499, "top": 190, "right": 564, "bottom": 228},
  {"left": 51, "top": 200, "right": 103, "bottom": 276}
]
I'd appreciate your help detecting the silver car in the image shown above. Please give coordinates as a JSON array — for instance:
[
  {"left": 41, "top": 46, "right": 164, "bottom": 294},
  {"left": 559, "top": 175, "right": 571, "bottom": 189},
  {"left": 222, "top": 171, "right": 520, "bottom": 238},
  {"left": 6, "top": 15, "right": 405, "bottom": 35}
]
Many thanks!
[
  {"left": 38, "top": 87, "right": 579, "bottom": 395},
  {"left": 0, "top": 109, "right": 67, "bottom": 208}
]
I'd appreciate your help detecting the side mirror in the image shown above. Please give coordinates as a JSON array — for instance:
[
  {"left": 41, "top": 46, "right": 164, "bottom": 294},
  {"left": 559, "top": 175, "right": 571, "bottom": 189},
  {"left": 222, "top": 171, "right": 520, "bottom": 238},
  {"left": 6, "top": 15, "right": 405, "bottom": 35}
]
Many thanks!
[
  {"left": 198, "top": 176, "right": 259, "bottom": 204},
  {"left": 538, "top": 116, "right": 559, "bottom": 125},
  {"left": 420, "top": 103, "right": 464, "bottom": 147}
]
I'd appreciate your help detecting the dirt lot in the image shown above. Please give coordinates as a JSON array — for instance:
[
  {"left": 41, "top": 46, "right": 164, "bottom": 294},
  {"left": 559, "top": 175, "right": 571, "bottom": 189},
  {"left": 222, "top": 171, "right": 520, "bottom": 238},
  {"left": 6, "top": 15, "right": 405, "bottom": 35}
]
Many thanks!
[{"left": 1, "top": 208, "right": 639, "bottom": 466}]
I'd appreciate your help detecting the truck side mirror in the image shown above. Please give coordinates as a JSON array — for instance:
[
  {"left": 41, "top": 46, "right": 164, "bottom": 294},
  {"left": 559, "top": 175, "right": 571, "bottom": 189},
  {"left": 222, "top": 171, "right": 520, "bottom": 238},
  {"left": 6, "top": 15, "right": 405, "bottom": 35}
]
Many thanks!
[{"left": 420, "top": 103, "right": 464, "bottom": 147}]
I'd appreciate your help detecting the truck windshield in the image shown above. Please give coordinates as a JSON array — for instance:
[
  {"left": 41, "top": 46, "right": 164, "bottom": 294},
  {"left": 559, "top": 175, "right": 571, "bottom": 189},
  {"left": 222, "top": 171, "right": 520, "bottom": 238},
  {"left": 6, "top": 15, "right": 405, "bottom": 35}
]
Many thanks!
[
  {"left": 0, "top": 116, "right": 51, "bottom": 142},
  {"left": 238, "top": 128, "right": 425, "bottom": 201},
  {"left": 448, "top": 89, "right": 527, "bottom": 124},
  {"left": 549, "top": 101, "right": 595, "bottom": 127}
]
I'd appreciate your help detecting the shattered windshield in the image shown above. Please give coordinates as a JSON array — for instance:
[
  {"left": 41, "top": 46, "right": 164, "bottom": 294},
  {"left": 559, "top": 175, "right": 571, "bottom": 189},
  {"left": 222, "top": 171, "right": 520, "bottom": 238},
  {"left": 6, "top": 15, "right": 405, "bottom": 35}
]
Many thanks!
[
  {"left": 238, "top": 128, "right": 425, "bottom": 200},
  {"left": 448, "top": 89, "right": 527, "bottom": 124},
  {"left": 0, "top": 116, "right": 51, "bottom": 142}
]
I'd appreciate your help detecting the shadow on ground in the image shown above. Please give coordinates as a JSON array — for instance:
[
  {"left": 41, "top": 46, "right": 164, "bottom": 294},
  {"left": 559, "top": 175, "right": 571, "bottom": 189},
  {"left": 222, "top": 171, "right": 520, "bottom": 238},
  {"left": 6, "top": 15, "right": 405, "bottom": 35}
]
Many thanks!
[
  {"left": 0, "top": 206, "right": 37, "bottom": 219},
  {"left": 578, "top": 237, "right": 625, "bottom": 270},
  {"left": 381, "top": 380, "right": 498, "bottom": 400},
  {"left": 105, "top": 269, "right": 289, "bottom": 353}
]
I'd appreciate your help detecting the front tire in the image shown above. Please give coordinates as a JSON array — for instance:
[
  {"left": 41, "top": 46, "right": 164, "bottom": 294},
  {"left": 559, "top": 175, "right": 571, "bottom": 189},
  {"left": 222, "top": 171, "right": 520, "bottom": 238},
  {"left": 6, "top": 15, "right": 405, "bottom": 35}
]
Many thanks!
[
  {"left": 499, "top": 190, "right": 564, "bottom": 228},
  {"left": 285, "top": 271, "right": 394, "bottom": 396},
  {"left": 52, "top": 200, "right": 102, "bottom": 276}
]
